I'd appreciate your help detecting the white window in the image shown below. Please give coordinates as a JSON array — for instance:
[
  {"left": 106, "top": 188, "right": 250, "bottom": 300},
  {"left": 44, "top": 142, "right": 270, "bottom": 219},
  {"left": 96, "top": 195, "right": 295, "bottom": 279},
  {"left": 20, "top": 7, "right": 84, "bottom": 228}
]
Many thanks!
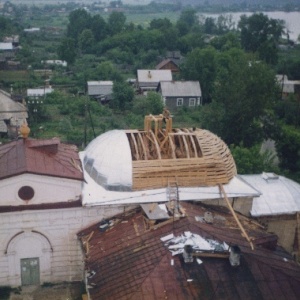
[
  {"left": 177, "top": 98, "right": 183, "bottom": 106},
  {"left": 189, "top": 98, "right": 196, "bottom": 106}
]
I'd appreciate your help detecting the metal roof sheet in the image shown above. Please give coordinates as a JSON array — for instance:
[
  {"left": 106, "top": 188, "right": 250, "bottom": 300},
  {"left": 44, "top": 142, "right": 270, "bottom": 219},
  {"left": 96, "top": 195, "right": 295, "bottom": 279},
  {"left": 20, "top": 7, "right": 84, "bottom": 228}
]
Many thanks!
[
  {"left": 87, "top": 81, "right": 113, "bottom": 96},
  {"left": 241, "top": 173, "right": 300, "bottom": 217},
  {"left": 0, "top": 138, "right": 83, "bottom": 181},
  {"left": 0, "top": 42, "right": 13, "bottom": 50},
  {"left": 160, "top": 81, "right": 202, "bottom": 97},
  {"left": 137, "top": 69, "right": 172, "bottom": 83}
]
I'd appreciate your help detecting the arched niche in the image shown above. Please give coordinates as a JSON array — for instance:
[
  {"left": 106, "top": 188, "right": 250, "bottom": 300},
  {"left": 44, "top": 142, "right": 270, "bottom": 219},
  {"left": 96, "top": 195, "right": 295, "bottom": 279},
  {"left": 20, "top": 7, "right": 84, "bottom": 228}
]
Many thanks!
[{"left": 5, "top": 230, "right": 52, "bottom": 286}]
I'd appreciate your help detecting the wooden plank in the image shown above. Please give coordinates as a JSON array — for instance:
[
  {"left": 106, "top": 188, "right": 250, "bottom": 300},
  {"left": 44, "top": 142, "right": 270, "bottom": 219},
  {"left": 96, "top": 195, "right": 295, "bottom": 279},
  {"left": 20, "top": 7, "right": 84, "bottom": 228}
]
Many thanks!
[{"left": 219, "top": 184, "right": 254, "bottom": 250}]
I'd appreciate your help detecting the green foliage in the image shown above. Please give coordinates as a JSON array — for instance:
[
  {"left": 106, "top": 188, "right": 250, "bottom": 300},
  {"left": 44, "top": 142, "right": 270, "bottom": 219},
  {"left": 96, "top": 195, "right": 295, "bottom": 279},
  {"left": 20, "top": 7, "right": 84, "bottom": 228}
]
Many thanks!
[
  {"left": 78, "top": 29, "right": 95, "bottom": 54},
  {"left": 238, "top": 13, "right": 284, "bottom": 64},
  {"left": 231, "top": 144, "right": 279, "bottom": 174},
  {"left": 108, "top": 11, "right": 126, "bottom": 36},
  {"left": 57, "top": 38, "right": 77, "bottom": 65},
  {"left": 181, "top": 47, "right": 217, "bottom": 103},
  {"left": 176, "top": 8, "right": 199, "bottom": 36},
  {"left": 212, "top": 49, "right": 279, "bottom": 146},
  {"left": 111, "top": 81, "right": 134, "bottom": 110},
  {"left": 276, "top": 125, "right": 300, "bottom": 172},
  {"left": 132, "top": 92, "right": 163, "bottom": 116}
]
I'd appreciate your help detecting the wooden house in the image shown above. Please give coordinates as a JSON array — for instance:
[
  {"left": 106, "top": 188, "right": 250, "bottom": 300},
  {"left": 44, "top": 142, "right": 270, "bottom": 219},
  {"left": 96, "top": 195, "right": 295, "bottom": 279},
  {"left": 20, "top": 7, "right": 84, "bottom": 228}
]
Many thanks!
[
  {"left": 155, "top": 58, "right": 180, "bottom": 74},
  {"left": 158, "top": 81, "right": 202, "bottom": 111}
]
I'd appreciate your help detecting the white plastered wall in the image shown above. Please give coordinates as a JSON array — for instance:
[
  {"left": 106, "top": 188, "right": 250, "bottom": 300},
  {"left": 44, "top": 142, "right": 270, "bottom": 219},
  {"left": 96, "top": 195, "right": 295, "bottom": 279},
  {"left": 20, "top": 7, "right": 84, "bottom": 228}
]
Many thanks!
[
  {"left": 0, "top": 174, "right": 81, "bottom": 206},
  {"left": 0, "top": 205, "right": 135, "bottom": 286}
]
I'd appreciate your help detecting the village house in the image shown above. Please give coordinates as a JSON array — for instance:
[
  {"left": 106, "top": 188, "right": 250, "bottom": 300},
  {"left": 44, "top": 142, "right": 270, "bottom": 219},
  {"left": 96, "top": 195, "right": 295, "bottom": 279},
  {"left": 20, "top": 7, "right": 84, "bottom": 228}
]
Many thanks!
[
  {"left": 87, "top": 81, "right": 113, "bottom": 103},
  {"left": 158, "top": 80, "right": 202, "bottom": 111},
  {"left": 137, "top": 69, "right": 172, "bottom": 94}
]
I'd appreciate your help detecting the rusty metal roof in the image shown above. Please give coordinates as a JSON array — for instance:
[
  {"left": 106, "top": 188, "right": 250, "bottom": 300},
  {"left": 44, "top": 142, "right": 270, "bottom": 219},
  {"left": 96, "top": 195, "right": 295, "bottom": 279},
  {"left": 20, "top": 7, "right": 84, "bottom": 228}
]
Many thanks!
[
  {"left": 0, "top": 138, "right": 83, "bottom": 181},
  {"left": 78, "top": 203, "right": 300, "bottom": 300}
]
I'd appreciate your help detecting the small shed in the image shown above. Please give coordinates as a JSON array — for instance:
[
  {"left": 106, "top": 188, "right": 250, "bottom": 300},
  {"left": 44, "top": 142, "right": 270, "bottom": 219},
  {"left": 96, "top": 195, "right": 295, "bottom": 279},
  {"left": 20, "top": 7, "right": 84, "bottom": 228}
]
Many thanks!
[{"left": 87, "top": 81, "right": 113, "bottom": 103}]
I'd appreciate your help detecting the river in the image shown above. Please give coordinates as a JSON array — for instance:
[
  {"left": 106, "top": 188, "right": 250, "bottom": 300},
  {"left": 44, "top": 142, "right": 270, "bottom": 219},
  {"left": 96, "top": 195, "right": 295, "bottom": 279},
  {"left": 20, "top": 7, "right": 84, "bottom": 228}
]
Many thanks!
[{"left": 200, "top": 11, "right": 300, "bottom": 42}]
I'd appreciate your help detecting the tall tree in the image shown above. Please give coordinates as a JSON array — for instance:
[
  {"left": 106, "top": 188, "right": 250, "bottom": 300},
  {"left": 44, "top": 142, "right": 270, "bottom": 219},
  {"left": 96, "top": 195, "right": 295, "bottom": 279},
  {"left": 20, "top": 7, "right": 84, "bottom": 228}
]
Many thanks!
[
  {"left": 108, "top": 11, "right": 126, "bottom": 36},
  {"left": 181, "top": 47, "right": 217, "bottom": 104},
  {"left": 67, "top": 9, "right": 91, "bottom": 43},
  {"left": 210, "top": 49, "right": 279, "bottom": 146},
  {"left": 57, "top": 37, "right": 77, "bottom": 65},
  {"left": 238, "top": 13, "right": 284, "bottom": 64}
]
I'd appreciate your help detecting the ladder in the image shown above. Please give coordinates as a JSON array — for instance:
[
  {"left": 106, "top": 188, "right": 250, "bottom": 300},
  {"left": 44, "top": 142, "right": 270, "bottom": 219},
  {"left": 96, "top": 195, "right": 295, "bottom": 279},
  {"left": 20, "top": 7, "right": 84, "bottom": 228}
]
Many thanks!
[{"left": 167, "top": 180, "right": 180, "bottom": 217}]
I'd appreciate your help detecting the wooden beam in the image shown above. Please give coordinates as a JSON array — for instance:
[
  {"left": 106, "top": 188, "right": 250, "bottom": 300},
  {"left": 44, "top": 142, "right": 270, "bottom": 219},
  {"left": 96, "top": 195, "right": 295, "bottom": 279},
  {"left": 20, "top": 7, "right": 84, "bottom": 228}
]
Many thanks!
[
  {"left": 219, "top": 184, "right": 254, "bottom": 250},
  {"left": 193, "top": 252, "right": 229, "bottom": 259}
]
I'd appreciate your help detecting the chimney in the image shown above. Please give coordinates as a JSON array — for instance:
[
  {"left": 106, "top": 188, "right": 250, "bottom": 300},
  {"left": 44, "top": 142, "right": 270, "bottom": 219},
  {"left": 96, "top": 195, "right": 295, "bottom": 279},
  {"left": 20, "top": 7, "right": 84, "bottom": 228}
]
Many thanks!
[
  {"left": 229, "top": 245, "right": 241, "bottom": 267},
  {"left": 148, "top": 70, "right": 152, "bottom": 78},
  {"left": 183, "top": 243, "right": 194, "bottom": 263}
]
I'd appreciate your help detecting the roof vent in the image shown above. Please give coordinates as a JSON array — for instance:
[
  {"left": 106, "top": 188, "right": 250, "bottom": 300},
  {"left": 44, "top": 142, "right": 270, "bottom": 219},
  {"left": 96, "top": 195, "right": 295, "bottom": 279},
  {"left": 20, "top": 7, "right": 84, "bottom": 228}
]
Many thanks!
[
  {"left": 262, "top": 172, "right": 279, "bottom": 182},
  {"left": 229, "top": 245, "right": 241, "bottom": 267}
]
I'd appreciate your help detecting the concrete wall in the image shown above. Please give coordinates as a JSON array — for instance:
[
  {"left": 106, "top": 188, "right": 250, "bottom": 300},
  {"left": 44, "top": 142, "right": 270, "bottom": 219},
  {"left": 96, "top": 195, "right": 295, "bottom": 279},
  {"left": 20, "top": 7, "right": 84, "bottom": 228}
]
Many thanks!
[
  {"left": 0, "top": 205, "right": 135, "bottom": 286},
  {"left": 202, "top": 197, "right": 253, "bottom": 217},
  {"left": 261, "top": 218, "right": 297, "bottom": 254}
]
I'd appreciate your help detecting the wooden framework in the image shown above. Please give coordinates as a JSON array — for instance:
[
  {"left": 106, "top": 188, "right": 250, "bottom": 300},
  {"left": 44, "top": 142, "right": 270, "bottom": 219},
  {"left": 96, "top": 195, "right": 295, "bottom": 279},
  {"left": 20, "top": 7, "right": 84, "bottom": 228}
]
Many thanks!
[{"left": 125, "top": 115, "right": 237, "bottom": 191}]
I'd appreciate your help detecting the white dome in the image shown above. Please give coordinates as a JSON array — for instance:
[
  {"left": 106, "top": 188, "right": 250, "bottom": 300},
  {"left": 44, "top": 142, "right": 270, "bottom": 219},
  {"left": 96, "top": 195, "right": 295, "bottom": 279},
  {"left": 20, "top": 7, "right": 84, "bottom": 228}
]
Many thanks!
[{"left": 82, "top": 130, "right": 132, "bottom": 191}]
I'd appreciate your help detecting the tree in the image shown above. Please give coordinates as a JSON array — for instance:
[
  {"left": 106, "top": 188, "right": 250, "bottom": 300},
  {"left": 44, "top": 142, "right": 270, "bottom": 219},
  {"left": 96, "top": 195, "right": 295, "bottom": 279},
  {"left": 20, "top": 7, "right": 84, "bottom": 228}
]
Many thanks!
[
  {"left": 78, "top": 29, "right": 95, "bottom": 54},
  {"left": 67, "top": 9, "right": 91, "bottom": 43},
  {"left": 90, "top": 15, "right": 107, "bottom": 42},
  {"left": 176, "top": 8, "right": 199, "bottom": 36},
  {"left": 211, "top": 49, "right": 279, "bottom": 146},
  {"left": 231, "top": 144, "right": 279, "bottom": 174},
  {"left": 57, "top": 38, "right": 77, "bottom": 65},
  {"left": 238, "top": 13, "right": 284, "bottom": 64},
  {"left": 111, "top": 81, "right": 134, "bottom": 110},
  {"left": 181, "top": 47, "right": 217, "bottom": 104},
  {"left": 276, "top": 125, "right": 300, "bottom": 172},
  {"left": 108, "top": 11, "right": 126, "bottom": 36}
]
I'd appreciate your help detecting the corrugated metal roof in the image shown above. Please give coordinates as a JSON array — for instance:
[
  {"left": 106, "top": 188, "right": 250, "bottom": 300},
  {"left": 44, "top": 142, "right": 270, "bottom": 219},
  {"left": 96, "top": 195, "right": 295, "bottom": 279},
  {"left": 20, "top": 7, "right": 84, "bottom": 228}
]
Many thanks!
[
  {"left": 160, "top": 80, "right": 202, "bottom": 97},
  {"left": 137, "top": 69, "right": 172, "bottom": 83},
  {"left": 87, "top": 81, "right": 113, "bottom": 96},
  {"left": 0, "top": 138, "right": 83, "bottom": 181},
  {"left": 0, "top": 42, "right": 13, "bottom": 50},
  {"left": 78, "top": 202, "right": 300, "bottom": 300},
  {"left": 241, "top": 173, "right": 300, "bottom": 217},
  {"left": 27, "top": 88, "right": 53, "bottom": 97}
]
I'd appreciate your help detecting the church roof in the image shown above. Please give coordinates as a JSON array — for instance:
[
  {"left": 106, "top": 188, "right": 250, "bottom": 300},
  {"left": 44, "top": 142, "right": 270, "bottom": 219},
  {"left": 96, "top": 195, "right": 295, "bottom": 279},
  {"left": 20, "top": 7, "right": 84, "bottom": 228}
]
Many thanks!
[{"left": 0, "top": 138, "right": 83, "bottom": 181}]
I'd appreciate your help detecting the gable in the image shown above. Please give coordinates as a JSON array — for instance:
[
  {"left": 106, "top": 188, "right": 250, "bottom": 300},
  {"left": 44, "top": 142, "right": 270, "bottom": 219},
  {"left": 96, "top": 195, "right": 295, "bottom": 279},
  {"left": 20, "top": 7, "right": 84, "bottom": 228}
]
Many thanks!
[{"left": 0, "top": 173, "right": 81, "bottom": 208}]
